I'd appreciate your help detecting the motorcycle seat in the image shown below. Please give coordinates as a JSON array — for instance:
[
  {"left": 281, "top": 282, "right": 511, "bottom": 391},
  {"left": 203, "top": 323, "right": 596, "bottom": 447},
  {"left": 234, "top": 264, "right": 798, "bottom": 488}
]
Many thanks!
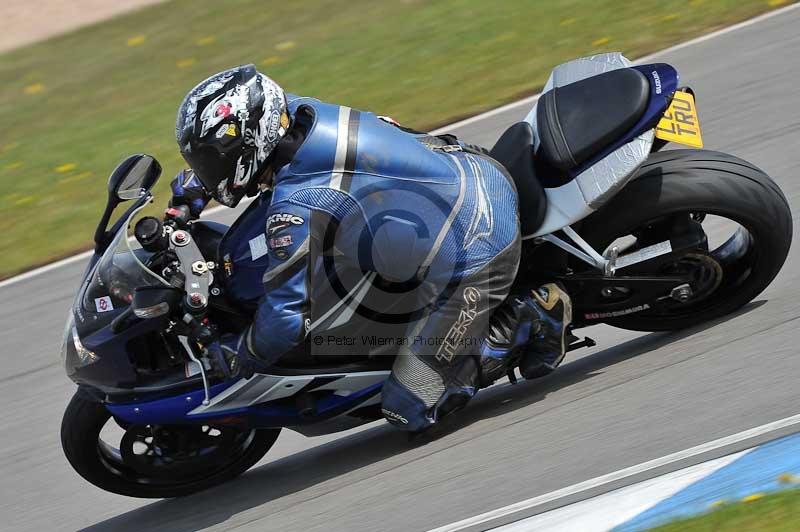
[
  {"left": 536, "top": 68, "right": 650, "bottom": 172},
  {"left": 489, "top": 122, "right": 547, "bottom": 236}
]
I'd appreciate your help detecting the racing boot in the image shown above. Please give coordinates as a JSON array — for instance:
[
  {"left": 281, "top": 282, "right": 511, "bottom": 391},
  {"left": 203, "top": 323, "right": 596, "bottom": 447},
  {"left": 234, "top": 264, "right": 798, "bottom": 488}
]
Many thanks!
[
  {"left": 478, "top": 283, "right": 572, "bottom": 385},
  {"left": 518, "top": 283, "right": 572, "bottom": 379},
  {"left": 478, "top": 303, "right": 528, "bottom": 387},
  {"left": 478, "top": 287, "right": 544, "bottom": 386}
]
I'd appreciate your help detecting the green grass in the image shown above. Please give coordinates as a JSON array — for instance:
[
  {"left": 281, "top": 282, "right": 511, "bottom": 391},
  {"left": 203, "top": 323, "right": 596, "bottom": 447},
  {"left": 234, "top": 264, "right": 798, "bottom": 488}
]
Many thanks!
[
  {"left": 652, "top": 488, "right": 800, "bottom": 531},
  {"left": 0, "top": 0, "right": 792, "bottom": 278}
]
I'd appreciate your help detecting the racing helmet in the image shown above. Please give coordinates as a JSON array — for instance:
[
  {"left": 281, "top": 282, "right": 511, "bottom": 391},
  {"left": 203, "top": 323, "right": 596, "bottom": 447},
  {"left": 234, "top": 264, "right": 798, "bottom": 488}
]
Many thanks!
[{"left": 176, "top": 64, "right": 289, "bottom": 207}]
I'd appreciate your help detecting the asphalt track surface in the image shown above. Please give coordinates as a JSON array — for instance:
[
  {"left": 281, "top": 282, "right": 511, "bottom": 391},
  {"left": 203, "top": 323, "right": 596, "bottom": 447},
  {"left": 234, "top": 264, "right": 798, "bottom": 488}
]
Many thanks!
[{"left": 1, "top": 7, "right": 799, "bottom": 531}]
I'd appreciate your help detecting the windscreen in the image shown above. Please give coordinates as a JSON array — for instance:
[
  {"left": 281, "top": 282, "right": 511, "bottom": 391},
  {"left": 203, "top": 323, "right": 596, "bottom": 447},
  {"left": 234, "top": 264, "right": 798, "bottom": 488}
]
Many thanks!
[{"left": 80, "top": 212, "right": 161, "bottom": 316}]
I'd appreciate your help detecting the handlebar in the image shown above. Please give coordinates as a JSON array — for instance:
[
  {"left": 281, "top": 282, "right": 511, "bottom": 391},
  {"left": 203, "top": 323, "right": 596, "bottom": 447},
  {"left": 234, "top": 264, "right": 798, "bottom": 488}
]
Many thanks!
[
  {"left": 132, "top": 214, "right": 213, "bottom": 319},
  {"left": 164, "top": 204, "right": 193, "bottom": 227}
]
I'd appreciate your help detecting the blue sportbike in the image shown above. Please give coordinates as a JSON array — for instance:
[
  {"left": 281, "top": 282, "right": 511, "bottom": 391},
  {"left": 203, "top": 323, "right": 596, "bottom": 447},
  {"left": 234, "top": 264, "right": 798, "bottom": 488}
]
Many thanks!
[{"left": 60, "top": 54, "right": 792, "bottom": 497}]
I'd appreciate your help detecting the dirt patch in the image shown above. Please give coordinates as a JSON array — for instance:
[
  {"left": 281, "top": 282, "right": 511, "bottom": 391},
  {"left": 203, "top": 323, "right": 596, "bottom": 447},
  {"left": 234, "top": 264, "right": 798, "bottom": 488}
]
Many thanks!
[{"left": 0, "top": 0, "right": 167, "bottom": 53}]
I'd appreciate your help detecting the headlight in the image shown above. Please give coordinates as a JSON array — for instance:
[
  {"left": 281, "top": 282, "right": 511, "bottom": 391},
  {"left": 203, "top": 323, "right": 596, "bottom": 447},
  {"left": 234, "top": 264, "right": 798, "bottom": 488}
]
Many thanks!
[
  {"left": 61, "top": 313, "right": 99, "bottom": 370},
  {"left": 72, "top": 325, "right": 99, "bottom": 365}
]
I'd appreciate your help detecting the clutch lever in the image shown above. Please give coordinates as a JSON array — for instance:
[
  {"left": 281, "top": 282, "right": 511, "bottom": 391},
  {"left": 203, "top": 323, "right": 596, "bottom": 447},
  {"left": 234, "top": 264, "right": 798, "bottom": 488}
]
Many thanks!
[{"left": 178, "top": 329, "right": 211, "bottom": 406}]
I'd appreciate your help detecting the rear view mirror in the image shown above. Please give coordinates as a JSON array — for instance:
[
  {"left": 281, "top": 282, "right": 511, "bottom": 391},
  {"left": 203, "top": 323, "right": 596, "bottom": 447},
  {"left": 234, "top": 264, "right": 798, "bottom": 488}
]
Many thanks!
[
  {"left": 95, "top": 154, "right": 163, "bottom": 253},
  {"left": 108, "top": 154, "right": 162, "bottom": 201}
]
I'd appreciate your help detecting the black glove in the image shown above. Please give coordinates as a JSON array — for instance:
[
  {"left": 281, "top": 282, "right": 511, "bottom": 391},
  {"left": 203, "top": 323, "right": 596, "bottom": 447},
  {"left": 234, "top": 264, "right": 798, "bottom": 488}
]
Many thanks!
[{"left": 168, "top": 169, "right": 210, "bottom": 219}]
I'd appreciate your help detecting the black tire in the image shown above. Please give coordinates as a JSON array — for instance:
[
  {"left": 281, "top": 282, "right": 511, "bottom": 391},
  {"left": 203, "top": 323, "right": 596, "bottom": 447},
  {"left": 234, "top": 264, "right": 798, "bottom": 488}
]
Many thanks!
[
  {"left": 61, "top": 390, "right": 280, "bottom": 498},
  {"left": 577, "top": 149, "right": 792, "bottom": 331}
]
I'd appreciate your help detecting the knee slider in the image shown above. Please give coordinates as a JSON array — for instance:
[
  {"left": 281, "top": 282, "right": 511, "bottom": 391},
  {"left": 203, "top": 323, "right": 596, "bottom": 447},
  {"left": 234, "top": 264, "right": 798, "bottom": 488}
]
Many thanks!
[{"left": 381, "top": 376, "right": 434, "bottom": 432}]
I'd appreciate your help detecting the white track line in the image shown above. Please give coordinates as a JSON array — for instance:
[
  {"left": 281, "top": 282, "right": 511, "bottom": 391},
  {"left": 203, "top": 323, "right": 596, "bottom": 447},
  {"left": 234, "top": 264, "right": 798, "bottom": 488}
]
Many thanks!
[
  {"left": 0, "top": 249, "right": 95, "bottom": 289},
  {"left": 3, "top": 0, "right": 799, "bottom": 291},
  {"left": 428, "top": 413, "right": 800, "bottom": 532},
  {"left": 493, "top": 450, "right": 750, "bottom": 532}
]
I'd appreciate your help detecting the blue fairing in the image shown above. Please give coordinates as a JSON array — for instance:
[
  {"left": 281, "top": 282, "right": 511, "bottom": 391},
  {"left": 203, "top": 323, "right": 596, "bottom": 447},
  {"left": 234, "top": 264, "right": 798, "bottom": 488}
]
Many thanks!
[
  {"left": 106, "top": 380, "right": 385, "bottom": 427},
  {"left": 78, "top": 316, "right": 165, "bottom": 387},
  {"left": 569, "top": 63, "right": 679, "bottom": 177}
]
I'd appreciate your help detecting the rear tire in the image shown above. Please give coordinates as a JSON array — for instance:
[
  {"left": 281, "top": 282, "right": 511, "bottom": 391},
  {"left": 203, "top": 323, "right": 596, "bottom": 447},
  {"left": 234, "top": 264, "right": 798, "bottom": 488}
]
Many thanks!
[
  {"left": 61, "top": 390, "right": 279, "bottom": 498},
  {"left": 577, "top": 149, "right": 792, "bottom": 331}
]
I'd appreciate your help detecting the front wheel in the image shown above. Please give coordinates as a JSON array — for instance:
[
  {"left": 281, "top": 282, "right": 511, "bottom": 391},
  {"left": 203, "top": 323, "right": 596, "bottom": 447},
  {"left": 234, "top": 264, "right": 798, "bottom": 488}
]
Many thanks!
[
  {"left": 61, "top": 390, "right": 280, "bottom": 498},
  {"left": 575, "top": 149, "right": 792, "bottom": 331}
]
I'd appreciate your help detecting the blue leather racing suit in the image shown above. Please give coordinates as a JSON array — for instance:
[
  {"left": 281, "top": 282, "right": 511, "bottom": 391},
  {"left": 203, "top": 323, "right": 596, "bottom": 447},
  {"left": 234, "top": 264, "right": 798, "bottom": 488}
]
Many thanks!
[{"left": 241, "top": 96, "right": 521, "bottom": 431}]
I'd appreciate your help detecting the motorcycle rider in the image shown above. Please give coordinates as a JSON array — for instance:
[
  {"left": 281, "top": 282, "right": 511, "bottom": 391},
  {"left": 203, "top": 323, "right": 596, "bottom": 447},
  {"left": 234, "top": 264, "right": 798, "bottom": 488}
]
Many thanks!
[{"left": 173, "top": 64, "right": 572, "bottom": 432}]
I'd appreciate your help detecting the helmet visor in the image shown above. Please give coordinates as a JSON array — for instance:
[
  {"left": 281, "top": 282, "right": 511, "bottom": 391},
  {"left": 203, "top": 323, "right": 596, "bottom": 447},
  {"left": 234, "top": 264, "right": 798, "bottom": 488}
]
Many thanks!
[{"left": 182, "top": 145, "right": 238, "bottom": 193}]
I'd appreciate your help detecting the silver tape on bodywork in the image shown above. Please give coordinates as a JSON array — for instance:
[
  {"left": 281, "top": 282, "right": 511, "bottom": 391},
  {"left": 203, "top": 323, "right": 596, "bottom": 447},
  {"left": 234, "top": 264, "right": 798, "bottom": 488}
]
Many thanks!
[
  {"left": 577, "top": 129, "right": 654, "bottom": 208},
  {"left": 547, "top": 52, "right": 632, "bottom": 88},
  {"left": 527, "top": 52, "right": 633, "bottom": 147},
  {"left": 527, "top": 52, "right": 654, "bottom": 210}
]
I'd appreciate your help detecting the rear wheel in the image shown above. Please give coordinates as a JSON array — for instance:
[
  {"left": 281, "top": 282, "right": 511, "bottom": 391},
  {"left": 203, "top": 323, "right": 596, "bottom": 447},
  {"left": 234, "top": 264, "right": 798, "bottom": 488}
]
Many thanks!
[
  {"left": 576, "top": 149, "right": 792, "bottom": 331},
  {"left": 61, "top": 390, "right": 279, "bottom": 498}
]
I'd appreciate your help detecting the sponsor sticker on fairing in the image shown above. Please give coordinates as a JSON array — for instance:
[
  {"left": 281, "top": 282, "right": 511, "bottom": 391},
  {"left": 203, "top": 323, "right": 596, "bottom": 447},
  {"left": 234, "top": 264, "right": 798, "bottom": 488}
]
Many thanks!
[{"left": 94, "top": 296, "right": 114, "bottom": 313}]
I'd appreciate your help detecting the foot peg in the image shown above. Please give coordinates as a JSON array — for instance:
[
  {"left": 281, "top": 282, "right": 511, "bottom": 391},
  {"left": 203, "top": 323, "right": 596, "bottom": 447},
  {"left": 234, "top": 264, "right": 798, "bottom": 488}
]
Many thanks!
[
  {"left": 567, "top": 335, "right": 596, "bottom": 352},
  {"left": 507, "top": 367, "right": 518, "bottom": 385}
]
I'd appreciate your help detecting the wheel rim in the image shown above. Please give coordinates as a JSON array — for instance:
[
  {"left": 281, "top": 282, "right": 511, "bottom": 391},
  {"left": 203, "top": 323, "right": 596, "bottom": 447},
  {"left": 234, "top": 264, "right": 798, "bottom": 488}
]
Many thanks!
[
  {"left": 95, "top": 418, "right": 258, "bottom": 487},
  {"left": 591, "top": 209, "right": 760, "bottom": 320}
]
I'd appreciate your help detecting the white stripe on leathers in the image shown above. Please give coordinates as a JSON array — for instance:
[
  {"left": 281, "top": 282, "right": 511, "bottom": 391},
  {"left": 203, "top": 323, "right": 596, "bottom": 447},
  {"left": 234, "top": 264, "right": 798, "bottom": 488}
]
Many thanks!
[{"left": 329, "top": 106, "right": 352, "bottom": 191}]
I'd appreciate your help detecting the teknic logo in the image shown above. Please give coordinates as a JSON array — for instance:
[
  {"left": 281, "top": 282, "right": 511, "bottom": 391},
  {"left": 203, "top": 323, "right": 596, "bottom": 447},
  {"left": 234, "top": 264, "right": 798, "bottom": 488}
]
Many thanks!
[{"left": 267, "top": 213, "right": 305, "bottom": 235}]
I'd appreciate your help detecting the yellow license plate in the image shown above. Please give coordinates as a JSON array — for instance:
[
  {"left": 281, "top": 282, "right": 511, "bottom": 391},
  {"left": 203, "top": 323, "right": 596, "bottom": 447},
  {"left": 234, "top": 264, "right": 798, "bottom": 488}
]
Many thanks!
[{"left": 655, "top": 91, "right": 704, "bottom": 148}]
